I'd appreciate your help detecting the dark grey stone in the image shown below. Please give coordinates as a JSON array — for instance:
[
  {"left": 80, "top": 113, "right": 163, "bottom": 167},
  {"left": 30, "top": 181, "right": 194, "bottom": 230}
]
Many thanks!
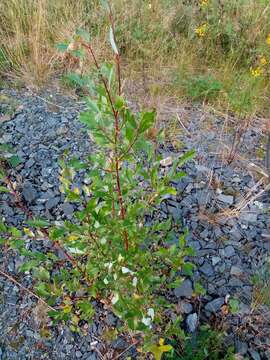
[
  {"left": 112, "top": 337, "right": 128, "bottom": 350},
  {"left": 186, "top": 313, "right": 198, "bottom": 333},
  {"left": 212, "top": 256, "right": 221, "bottom": 266},
  {"left": 179, "top": 301, "right": 193, "bottom": 314},
  {"left": 240, "top": 212, "right": 258, "bottom": 224},
  {"left": 224, "top": 245, "right": 235, "bottom": 257},
  {"left": 217, "top": 194, "right": 234, "bottom": 205},
  {"left": 22, "top": 182, "right": 38, "bottom": 203},
  {"left": 205, "top": 297, "right": 224, "bottom": 313},
  {"left": 174, "top": 279, "right": 193, "bottom": 298},
  {"left": 200, "top": 262, "right": 214, "bottom": 277},
  {"left": 230, "top": 266, "right": 243, "bottom": 277},
  {"left": 46, "top": 196, "right": 60, "bottom": 210},
  {"left": 235, "top": 341, "right": 248, "bottom": 355}
]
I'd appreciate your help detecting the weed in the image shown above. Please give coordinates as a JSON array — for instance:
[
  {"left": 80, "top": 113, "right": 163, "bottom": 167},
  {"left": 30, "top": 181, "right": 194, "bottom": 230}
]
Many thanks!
[
  {"left": 164, "top": 325, "right": 235, "bottom": 360},
  {"left": 251, "top": 258, "right": 270, "bottom": 309},
  {"left": 183, "top": 75, "right": 222, "bottom": 102}
]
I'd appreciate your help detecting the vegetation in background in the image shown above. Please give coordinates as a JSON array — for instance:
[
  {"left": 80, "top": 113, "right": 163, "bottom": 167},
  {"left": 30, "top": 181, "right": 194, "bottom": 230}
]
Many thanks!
[
  {"left": 252, "top": 258, "right": 270, "bottom": 309},
  {"left": 1, "top": 0, "right": 270, "bottom": 116}
]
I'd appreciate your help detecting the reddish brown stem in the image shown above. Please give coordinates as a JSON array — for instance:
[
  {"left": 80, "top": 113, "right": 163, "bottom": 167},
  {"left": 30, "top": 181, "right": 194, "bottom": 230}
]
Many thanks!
[{"left": 82, "top": 30, "right": 129, "bottom": 251}]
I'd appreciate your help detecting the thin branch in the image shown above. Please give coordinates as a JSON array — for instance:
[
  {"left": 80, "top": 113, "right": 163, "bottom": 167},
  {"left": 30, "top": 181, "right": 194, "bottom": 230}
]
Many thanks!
[{"left": 0, "top": 269, "right": 56, "bottom": 311}]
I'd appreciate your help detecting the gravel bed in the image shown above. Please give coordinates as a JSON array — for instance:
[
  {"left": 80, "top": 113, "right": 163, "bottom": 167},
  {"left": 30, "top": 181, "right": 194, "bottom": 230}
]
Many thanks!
[{"left": 0, "top": 88, "right": 270, "bottom": 359}]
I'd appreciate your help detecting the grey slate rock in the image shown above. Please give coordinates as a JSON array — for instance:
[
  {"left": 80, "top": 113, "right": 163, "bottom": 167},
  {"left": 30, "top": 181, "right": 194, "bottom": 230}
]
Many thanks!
[
  {"left": 22, "top": 182, "right": 38, "bottom": 203},
  {"left": 230, "top": 266, "right": 243, "bottom": 277},
  {"left": 46, "top": 196, "right": 60, "bottom": 210},
  {"left": 235, "top": 341, "right": 248, "bottom": 355},
  {"left": 249, "top": 350, "right": 261, "bottom": 360},
  {"left": 179, "top": 301, "right": 193, "bottom": 314},
  {"left": 212, "top": 256, "right": 221, "bottom": 266},
  {"left": 200, "top": 262, "right": 214, "bottom": 277},
  {"left": 186, "top": 313, "right": 198, "bottom": 333},
  {"left": 224, "top": 245, "right": 235, "bottom": 257},
  {"left": 217, "top": 194, "right": 234, "bottom": 205},
  {"left": 240, "top": 212, "right": 258, "bottom": 224},
  {"left": 174, "top": 279, "right": 193, "bottom": 298},
  {"left": 205, "top": 297, "right": 224, "bottom": 313}
]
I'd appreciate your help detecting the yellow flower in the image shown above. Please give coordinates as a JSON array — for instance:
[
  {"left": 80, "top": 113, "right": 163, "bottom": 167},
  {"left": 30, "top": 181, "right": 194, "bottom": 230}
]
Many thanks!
[
  {"left": 250, "top": 67, "right": 263, "bottom": 78},
  {"left": 195, "top": 23, "right": 207, "bottom": 37},
  {"left": 259, "top": 56, "right": 268, "bottom": 66},
  {"left": 266, "top": 34, "right": 270, "bottom": 45},
  {"left": 200, "top": 0, "right": 208, "bottom": 7}
]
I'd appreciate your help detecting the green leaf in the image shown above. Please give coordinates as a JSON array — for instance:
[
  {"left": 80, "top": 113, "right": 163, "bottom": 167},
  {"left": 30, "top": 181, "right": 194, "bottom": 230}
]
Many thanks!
[
  {"left": 10, "top": 227, "right": 21, "bottom": 237},
  {"left": 109, "top": 27, "right": 119, "bottom": 55},
  {"left": 56, "top": 42, "right": 69, "bottom": 52},
  {"left": 194, "top": 282, "right": 206, "bottom": 296},
  {"left": 19, "top": 260, "right": 40, "bottom": 272},
  {"left": 8, "top": 155, "right": 22, "bottom": 168},
  {"left": 33, "top": 267, "right": 50, "bottom": 281},
  {"left": 0, "top": 186, "right": 9, "bottom": 193},
  {"left": 115, "top": 96, "right": 125, "bottom": 110},
  {"left": 139, "top": 111, "right": 156, "bottom": 133},
  {"left": 70, "top": 49, "right": 85, "bottom": 59},
  {"left": 35, "top": 283, "right": 50, "bottom": 297},
  {"left": 77, "top": 301, "right": 95, "bottom": 320},
  {"left": 0, "top": 221, "right": 7, "bottom": 232},
  {"left": 75, "top": 28, "right": 91, "bottom": 42},
  {"left": 68, "top": 158, "right": 87, "bottom": 170},
  {"left": 178, "top": 149, "right": 195, "bottom": 166},
  {"left": 182, "top": 262, "right": 194, "bottom": 276},
  {"left": 229, "top": 298, "right": 239, "bottom": 314},
  {"left": 126, "top": 110, "right": 137, "bottom": 128},
  {"left": 125, "top": 124, "right": 134, "bottom": 142},
  {"left": 26, "top": 219, "right": 50, "bottom": 228},
  {"left": 50, "top": 227, "right": 65, "bottom": 240},
  {"left": 100, "top": 0, "right": 110, "bottom": 11}
]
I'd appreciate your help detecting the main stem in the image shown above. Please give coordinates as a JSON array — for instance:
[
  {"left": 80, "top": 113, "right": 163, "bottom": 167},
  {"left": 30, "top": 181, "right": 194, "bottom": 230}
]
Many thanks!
[{"left": 83, "top": 40, "right": 129, "bottom": 251}]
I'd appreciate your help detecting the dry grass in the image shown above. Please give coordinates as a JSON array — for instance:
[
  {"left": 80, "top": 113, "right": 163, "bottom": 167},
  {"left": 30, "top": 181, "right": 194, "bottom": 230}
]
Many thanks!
[
  {"left": 0, "top": 0, "right": 101, "bottom": 86},
  {"left": 1, "top": 0, "right": 270, "bottom": 115}
]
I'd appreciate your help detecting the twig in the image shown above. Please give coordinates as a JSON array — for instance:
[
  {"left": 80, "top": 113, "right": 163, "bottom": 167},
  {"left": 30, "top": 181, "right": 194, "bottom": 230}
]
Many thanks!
[
  {"left": 176, "top": 113, "right": 190, "bottom": 135},
  {"left": 112, "top": 340, "right": 139, "bottom": 360},
  {"left": 0, "top": 269, "right": 56, "bottom": 311}
]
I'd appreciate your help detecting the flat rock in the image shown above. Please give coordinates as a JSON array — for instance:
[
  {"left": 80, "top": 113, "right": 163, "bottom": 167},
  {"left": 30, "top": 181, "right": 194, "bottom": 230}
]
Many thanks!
[
  {"left": 174, "top": 279, "right": 193, "bottom": 298},
  {"left": 235, "top": 341, "right": 248, "bottom": 355},
  {"left": 186, "top": 313, "right": 198, "bottom": 333},
  {"left": 22, "top": 182, "right": 38, "bottom": 203},
  {"left": 179, "top": 301, "right": 193, "bottom": 314},
  {"left": 223, "top": 245, "right": 235, "bottom": 257},
  {"left": 205, "top": 297, "right": 224, "bottom": 313},
  {"left": 200, "top": 262, "right": 214, "bottom": 277},
  {"left": 212, "top": 256, "right": 221, "bottom": 266},
  {"left": 240, "top": 212, "right": 258, "bottom": 224},
  {"left": 217, "top": 194, "right": 234, "bottom": 205},
  {"left": 230, "top": 266, "right": 243, "bottom": 277},
  {"left": 249, "top": 350, "right": 261, "bottom": 360}
]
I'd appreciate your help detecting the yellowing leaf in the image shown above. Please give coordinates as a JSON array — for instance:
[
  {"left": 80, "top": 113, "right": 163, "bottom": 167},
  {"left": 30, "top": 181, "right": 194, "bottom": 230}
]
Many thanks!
[
  {"left": 73, "top": 187, "right": 80, "bottom": 195},
  {"left": 67, "top": 234, "right": 79, "bottom": 241},
  {"left": 159, "top": 338, "right": 165, "bottom": 346},
  {"left": 63, "top": 305, "right": 72, "bottom": 313},
  {"left": 148, "top": 343, "right": 173, "bottom": 360}
]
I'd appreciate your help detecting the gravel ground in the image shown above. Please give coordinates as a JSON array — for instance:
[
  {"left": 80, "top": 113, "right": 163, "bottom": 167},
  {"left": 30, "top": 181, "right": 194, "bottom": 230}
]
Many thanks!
[{"left": 0, "top": 87, "right": 270, "bottom": 359}]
